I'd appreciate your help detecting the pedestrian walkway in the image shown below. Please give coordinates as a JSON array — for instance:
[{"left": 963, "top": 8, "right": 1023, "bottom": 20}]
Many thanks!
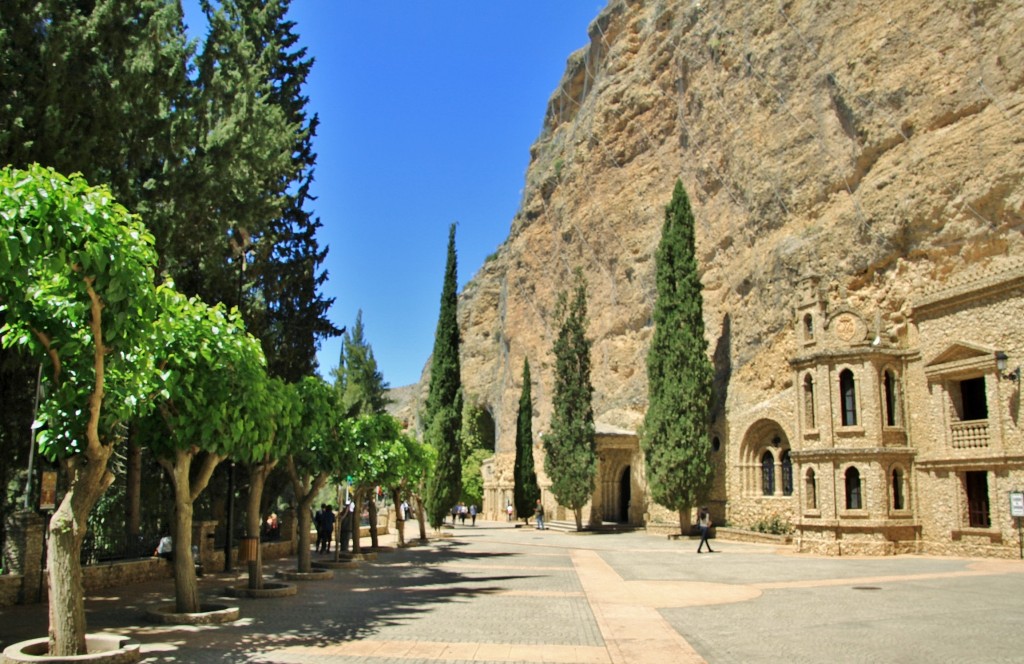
[{"left": 3, "top": 522, "right": 1024, "bottom": 662}]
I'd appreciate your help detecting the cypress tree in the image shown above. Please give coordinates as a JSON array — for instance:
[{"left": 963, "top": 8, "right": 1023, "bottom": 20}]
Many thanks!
[
  {"left": 640, "top": 179, "right": 714, "bottom": 534},
  {"left": 424, "top": 224, "right": 463, "bottom": 528},
  {"left": 513, "top": 358, "right": 540, "bottom": 522},
  {"left": 543, "top": 270, "right": 596, "bottom": 531}
]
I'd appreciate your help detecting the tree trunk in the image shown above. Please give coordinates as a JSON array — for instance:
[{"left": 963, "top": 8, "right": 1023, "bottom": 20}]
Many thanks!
[
  {"left": 678, "top": 506, "right": 692, "bottom": 536},
  {"left": 286, "top": 458, "right": 327, "bottom": 573},
  {"left": 415, "top": 494, "right": 428, "bottom": 542},
  {"left": 169, "top": 452, "right": 200, "bottom": 614},
  {"left": 392, "top": 490, "right": 405, "bottom": 548},
  {"left": 574, "top": 507, "right": 583, "bottom": 531},
  {"left": 47, "top": 452, "right": 113, "bottom": 656},
  {"left": 245, "top": 460, "right": 275, "bottom": 590},
  {"left": 368, "top": 495, "right": 379, "bottom": 549},
  {"left": 351, "top": 491, "right": 362, "bottom": 554}
]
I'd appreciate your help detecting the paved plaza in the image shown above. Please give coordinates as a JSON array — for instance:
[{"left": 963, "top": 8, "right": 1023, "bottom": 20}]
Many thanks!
[{"left": 3, "top": 522, "right": 1024, "bottom": 663}]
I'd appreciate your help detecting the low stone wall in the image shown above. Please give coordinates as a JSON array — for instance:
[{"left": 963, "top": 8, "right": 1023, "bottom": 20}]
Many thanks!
[
  {"left": 715, "top": 527, "right": 794, "bottom": 546},
  {"left": 0, "top": 539, "right": 296, "bottom": 607},
  {"left": 82, "top": 557, "right": 173, "bottom": 592}
]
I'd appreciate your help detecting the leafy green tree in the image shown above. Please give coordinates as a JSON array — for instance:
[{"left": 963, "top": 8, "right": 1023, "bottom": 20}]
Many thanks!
[
  {"left": 514, "top": 358, "right": 540, "bottom": 522},
  {"left": 640, "top": 180, "right": 715, "bottom": 534},
  {"left": 0, "top": 1, "right": 192, "bottom": 519},
  {"left": 285, "top": 376, "right": 354, "bottom": 573},
  {"left": 235, "top": 377, "right": 300, "bottom": 589},
  {"left": 424, "top": 224, "right": 463, "bottom": 528},
  {"left": 543, "top": 270, "right": 596, "bottom": 531},
  {"left": 135, "top": 289, "right": 268, "bottom": 613},
  {"left": 0, "top": 166, "right": 163, "bottom": 656}
]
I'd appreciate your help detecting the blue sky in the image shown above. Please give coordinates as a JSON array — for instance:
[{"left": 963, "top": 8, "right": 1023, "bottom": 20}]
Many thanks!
[{"left": 182, "top": 2, "right": 604, "bottom": 387}]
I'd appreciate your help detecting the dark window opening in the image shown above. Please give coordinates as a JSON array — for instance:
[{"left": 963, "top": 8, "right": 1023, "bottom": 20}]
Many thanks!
[
  {"left": 761, "top": 451, "right": 775, "bottom": 496},
  {"left": 845, "top": 466, "right": 862, "bottom": 510},
  {"left": 840, "top": 369, "right": 857, "bottom": 426},
  {"left": 781, "top": 450, "right": 793, "bottom": 496},
  {"left": 884, "top": 370, "right": 900, "bottom": 427},
  {"left": 959, "top": 377, "right": 988, "bottom": 421},
  {"left": 966, "top": 471, "right": 990, "bottom": 528},
  {"left": 803, "top": 313, "right": 814, "bottom": 340},
  {"left": 806, "top": 469, "right": 817, "bottom": 510},
  {"left": 892, "top": 468, "right": 904, "bottom": 510}
]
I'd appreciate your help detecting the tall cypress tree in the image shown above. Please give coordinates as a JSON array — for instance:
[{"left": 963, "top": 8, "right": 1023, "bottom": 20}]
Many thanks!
[
  {"left": 424, "top": 224, "right": 463, "bottom": 528},
  {"left": 543, "top": 269, "right": 595, "bottom": 531},
  {"left": 513, "top": 358, "right": 540, "bottom": 522},
  {"left": 640, "top": 179, "right": 714, "bottom": 534}
]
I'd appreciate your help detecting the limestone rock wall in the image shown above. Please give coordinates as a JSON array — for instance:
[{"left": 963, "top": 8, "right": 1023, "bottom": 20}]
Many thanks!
[{"left": 397, "top": 0, "right": 1024, "bottom": 503}]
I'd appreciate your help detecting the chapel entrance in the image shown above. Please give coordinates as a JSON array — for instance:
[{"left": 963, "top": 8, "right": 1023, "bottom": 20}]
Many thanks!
[{"left": 618, "top": 466, "right": 631, "bottom": 523}]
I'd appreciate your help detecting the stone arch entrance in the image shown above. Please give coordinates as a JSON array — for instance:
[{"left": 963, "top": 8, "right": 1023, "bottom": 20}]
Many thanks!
[{"left": 593, "top": 427, "right": 642, "bottom": 526}]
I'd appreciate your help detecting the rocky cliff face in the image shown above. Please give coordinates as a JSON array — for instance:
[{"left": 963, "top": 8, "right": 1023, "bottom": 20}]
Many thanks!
[{"left": 395, "top": 0, "right": 1024, "bottom": 466}]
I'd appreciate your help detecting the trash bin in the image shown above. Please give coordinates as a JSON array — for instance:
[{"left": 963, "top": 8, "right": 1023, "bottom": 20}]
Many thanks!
[{"left": 238, "top": 536, "right": 259, "bottom": 563}]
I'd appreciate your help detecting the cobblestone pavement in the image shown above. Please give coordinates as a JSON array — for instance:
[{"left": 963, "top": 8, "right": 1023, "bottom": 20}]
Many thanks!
[{"left": 3, "top": 522, "right": 1024, "bottom": 663}]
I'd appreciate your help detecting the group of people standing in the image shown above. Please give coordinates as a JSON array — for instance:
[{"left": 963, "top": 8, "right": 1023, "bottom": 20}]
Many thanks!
[{"left": 313, "top": 502, "right": 357, "bottom": 553}]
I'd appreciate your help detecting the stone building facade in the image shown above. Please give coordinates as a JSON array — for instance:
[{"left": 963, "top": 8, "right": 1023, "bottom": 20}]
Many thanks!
[{"left": 482, "top": 261, "right": 1024, "bottom": 557}]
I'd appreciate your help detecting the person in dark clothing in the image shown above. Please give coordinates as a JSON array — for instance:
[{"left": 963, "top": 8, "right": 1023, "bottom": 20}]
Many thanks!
[{"left": 319, "top": 505, "right": 336, "bottom": 553}]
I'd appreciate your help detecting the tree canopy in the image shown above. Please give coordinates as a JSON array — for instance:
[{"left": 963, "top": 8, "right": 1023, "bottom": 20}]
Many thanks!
[
  {"left": 424, "top": 224, "right": 462, "bottom": 528},
  {"left": 513, "top": 358, "right": 540, "bottom": 520},
  {"left": 640, "top": 180, "right": 714, "bottom": 531},
  {"left": 0, "top": 165, "right": 164, "bottom": 655},
  {"left": 543, "top": 270, "right": 596, "bottom": 531}
]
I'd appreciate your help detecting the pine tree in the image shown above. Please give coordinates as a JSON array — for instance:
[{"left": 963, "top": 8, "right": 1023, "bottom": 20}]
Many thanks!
[
  {"left": 640, "top": 179, "right": 714, "bottom": 534},
  {"left": 543, "top": 270, "right": 596, "bottom": 531},
  {"left": 339, "top": 310, "right": 390, "bottom": 417},
  {"left": 240, "top": 0, "right": 340, "bottom": 379},
  {"left": 424, "top": 224, "right": 463, "bottom": 528},
  {"left": 513, "top": 358, "right": 540, "bottom": 522}
]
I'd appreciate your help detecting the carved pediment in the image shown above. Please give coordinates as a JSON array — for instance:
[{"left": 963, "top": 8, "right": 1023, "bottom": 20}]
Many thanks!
[{"left": 924, "top": 342, "right": 997, "bottom": 379}]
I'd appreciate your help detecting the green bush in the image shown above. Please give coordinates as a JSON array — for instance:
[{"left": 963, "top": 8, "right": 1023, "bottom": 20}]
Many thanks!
[{"left": 751, "top": 513, "right": 792, "bottom": 535}]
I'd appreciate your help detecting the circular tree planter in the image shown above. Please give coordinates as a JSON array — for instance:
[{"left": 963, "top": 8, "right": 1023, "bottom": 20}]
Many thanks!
[
  {"left": 144, "top": 603, "right": 240, "bottom": 625},
  {"left": 276, "top": 569, "right": 333, "bottom": 581},
  {"left": 221, "top": 581, "right": 297, "bottom": 599},
  {"left": 3, "top": 633, "right": 140, "bottom": 663},
  {"left": 312, "top": 560, "right": 358, "bottom": 570}
]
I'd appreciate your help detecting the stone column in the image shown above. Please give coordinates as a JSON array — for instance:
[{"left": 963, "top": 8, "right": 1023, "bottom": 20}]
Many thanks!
[
  {"left": 3, "top": 510, "right": 46, "bottom": 604},
  {"left": 192, "top": 520, "right": 218, "bottom": 570}
]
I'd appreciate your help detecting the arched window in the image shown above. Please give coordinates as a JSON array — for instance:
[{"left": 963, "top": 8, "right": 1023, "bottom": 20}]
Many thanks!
[
  {"left": 803, "top": 374, "right": 816, "bottom": 429},
  {"left": 840, "top": 369, "right": 857, "bottom": 426},
  {"left": 761, "top": 451, "right": 775, "bottom": 496},
  {"left": 845, "top": 466, "right": 862, "bottom": 510},
  {"left": 781, "top": 450, "right": 793, "bottom": 496},
  {"left": 883, "top": 369, "right": 901, "bottom": 427},
  {"left": 805, "top": 469, "right": 817, "bottom": 510},
  {"left": 892, "top": 467, "right": 905, "bottom": 510},
  {"left": 803, "top": 313, "right": 814, "bottom": 341}
]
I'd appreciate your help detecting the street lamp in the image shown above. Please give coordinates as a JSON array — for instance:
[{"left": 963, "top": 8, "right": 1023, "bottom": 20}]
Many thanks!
[{"left": 996, "top": 351, "right": 1020, "bottom": 382}]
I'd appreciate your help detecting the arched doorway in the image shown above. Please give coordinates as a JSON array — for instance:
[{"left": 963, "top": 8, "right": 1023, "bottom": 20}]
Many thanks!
[{"left": 618, "top": 466, "right": 631, "bottom": 523}]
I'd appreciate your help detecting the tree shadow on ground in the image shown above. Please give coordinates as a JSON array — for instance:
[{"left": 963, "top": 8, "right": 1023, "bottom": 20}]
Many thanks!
[{"left": 77, "top": 536, "right": 547, "bottom": 661}]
